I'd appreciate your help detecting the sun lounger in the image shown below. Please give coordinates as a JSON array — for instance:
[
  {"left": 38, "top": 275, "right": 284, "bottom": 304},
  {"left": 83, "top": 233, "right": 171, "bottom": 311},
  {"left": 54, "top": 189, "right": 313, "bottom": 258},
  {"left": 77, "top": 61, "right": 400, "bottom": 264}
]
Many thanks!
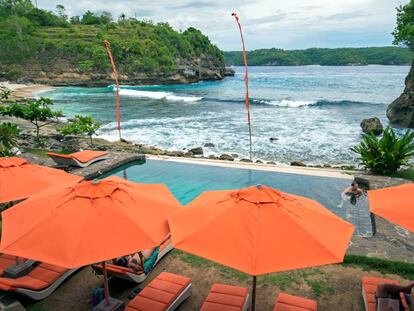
[
  {"left": 0, "top": 262, "right": 79, "bottom": 300},
  {"left": 362, "top": 276, "right": 409, "bottom": 311},
  {"left": 94, "top": 241, "right": 173, "bottom": 283},
  {"left": 200, "top": 283, "right": 249, "bottom": 311},
  {"left": 126, "top": 272, "right": 192, "bottom": 311},
  {"left": 0, "top": 255, "right": 20, "bottom": 276},
  {"left": 273, "top": 293, "right": 317, "bottom": 311},
  {"left": 47, "top": 150, "right": 108, "bottom": 168}
]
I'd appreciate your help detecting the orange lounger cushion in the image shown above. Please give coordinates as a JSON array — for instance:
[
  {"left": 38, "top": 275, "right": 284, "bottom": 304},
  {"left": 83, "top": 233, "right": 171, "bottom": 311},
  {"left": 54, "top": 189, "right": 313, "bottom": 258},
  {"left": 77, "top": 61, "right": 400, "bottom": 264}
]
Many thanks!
[
  {"left": 69, "top": 150, "right": 108, "bottom": 163},
  {"left": 126, "top": 272, "right": 191, "bottom": 311},
  {"left": 200, "top": 283, "right": 249, "bottom": 311},
  {"left": 362, "top": 276, "right": 409, "bottom": 311},
  {"left": 0, "top": 254, "right": 20, "bottom": 276},
  {"left": 0, "top": 263, "right": 68, "bottom": 291},
  {"left": 47, "top": 150, "right": 108, "bottom": 163},
  {"left": 273, "top": 293, "right": 317, "bottom": 311}
]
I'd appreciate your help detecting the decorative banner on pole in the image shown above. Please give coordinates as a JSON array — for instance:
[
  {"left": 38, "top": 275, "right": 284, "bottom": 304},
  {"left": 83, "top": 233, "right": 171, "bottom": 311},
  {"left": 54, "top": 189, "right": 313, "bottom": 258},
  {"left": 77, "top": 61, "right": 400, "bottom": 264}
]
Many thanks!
[
  {"left": 103, "top": 39, "right": 122, "bottom": 140},
  {"left": 232, "top": 12, "right": 252, "bottom": 161}
]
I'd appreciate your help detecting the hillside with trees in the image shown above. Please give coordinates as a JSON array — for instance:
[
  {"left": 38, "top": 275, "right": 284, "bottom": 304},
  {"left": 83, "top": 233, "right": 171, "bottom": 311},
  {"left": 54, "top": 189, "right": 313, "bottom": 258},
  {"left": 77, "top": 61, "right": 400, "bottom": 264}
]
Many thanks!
[
  {"left": 224, "top": 47, "right": 413, "bottom": 66},
  {"left": 0, "top": 1, "right": 225, "bottom": 86}
]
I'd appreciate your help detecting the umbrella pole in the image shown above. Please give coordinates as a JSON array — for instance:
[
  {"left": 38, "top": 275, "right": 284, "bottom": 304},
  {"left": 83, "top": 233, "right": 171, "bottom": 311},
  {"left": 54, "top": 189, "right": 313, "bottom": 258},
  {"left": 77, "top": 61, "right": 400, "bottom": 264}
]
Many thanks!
[
  {"left": 251, "top": 275, "right": 257, "bottom": 311},
  {"left": 102, "top": 262, "right": 110, "bottom": 306}
]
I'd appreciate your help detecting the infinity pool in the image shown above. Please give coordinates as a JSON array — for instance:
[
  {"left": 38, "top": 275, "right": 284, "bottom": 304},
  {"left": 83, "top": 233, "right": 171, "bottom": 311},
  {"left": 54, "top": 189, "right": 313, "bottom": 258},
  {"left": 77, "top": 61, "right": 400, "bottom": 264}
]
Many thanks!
[{"left": 103, "top": 159, "right": 372, "bottom": 236}]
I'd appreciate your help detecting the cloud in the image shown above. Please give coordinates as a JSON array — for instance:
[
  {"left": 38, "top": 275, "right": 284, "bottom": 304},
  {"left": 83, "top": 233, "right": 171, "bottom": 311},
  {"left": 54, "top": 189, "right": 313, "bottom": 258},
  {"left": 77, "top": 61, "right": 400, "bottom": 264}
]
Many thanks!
[{"left": 36, "top": 0, "right": 408, "bottom": 50}]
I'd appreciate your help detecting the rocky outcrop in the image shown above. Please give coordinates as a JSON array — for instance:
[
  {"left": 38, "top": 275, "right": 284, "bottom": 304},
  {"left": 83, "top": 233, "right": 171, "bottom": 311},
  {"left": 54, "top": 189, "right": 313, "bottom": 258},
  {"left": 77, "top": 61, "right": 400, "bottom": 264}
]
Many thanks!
[
  {"left": 290, "top": 160, "right": 306, "bottom": 167},
  {"left": 387, "top": 60, "right": 414, "bottom": 128},
  {"left": 189, "top": 147, "right": 203, "bottom": 155},
  {"left": 360, "top": 117, "right": 383, "bottom": 135},
  {"left": 7, "top": 56, "right": 226, "bottom": 87}
]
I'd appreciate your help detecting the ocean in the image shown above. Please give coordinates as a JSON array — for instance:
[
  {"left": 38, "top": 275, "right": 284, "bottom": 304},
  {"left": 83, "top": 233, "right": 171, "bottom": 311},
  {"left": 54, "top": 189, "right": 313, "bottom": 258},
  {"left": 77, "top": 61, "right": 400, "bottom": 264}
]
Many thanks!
[{"left": 42, "top": 65, "right": 410, "bottom": 165}]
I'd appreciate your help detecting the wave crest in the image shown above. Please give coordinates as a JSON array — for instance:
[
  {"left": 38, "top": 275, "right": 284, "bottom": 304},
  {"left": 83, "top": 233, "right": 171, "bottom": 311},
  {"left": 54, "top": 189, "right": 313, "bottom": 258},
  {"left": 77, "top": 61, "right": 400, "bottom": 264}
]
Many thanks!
[{"left": 117, "top": 88, "right": 202, "bottom": 102}]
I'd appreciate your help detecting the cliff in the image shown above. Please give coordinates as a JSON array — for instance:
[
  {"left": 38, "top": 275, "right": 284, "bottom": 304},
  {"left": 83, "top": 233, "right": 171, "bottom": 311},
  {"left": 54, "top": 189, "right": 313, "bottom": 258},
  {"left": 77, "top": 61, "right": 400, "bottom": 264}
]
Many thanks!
[
  {"left": 0, "top": 3, "right": 225, "bottom": 86},
  {"left": 387, "top": 60, "right": 414, "bottom": 128}
]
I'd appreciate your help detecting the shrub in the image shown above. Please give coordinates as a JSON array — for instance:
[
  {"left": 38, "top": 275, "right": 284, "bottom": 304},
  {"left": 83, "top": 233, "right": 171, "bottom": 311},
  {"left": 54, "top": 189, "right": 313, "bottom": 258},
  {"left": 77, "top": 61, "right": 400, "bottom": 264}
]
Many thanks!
[
  {"left": 0, "top": 98, "right": 61, "bottom": 146},
  {"left": 59, "top": 115, "right": 100, "bottom": 146},
  {"left": 0, "top": 123, "right": 20, "bottom": 156},
  {"left": 351, "top": 127, "right": 414, "bottom": 174}
]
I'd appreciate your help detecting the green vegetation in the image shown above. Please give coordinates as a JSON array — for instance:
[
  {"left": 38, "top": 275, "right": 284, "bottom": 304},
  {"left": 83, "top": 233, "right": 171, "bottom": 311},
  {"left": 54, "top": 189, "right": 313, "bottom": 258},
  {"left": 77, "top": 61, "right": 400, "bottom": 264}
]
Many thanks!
[
  {"left": 59, "top": 115, "right": 100, "bottom": 146},
  {"left": 224, "top": 47, "right": 413, "bottom": 66},
  {"left": 0, "top": 122, "right": 20, "bottom": 156},
  {"left": 0, "top": 1, "right": 223, "bottom": 80},
  {"left": 23, "top": 147, "right": 69, "bottom": 157},
  {"left": 344, "top": 255, "right": 414, "bottom": 280},
  {"left": 391, "top": 167, "right": 414, "bottom": 181},
  {"left": 172, "top": 250, "right": 332, "bottom": 296},
  {"left": 0, "top": 90, "right": 10, "bottom": 100},
  {"left": 351, "top": 127, "right": 414, "bottom": 175},
  {"left": 0, "top": 98, "right": 62, "bottom": 146},
  {"left": 393, "top": 0, "right": 414, "bottom": 51}
]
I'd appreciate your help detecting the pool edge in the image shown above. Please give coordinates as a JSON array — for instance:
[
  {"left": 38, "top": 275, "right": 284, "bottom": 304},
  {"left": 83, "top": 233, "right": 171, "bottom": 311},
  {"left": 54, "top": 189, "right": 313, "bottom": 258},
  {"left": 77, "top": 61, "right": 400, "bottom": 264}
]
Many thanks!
[{"left": 147, "top": 155, "right": 355, "bottom": 180}]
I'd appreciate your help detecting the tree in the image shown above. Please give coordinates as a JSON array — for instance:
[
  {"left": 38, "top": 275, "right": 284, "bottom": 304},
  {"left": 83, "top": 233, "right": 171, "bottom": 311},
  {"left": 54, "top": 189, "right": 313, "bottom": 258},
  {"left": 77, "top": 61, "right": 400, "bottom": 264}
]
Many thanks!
[
  {"left": 59, "top": 115, "right": 100, "bottom": 146},
  {"left": 0, "top": 122, "right": 20, "bottom": 156},
  {"left": 55, "top": 4, "right": 67, "bottom": 21},
  {"left": 0, "top": 98, "right": 62, "bottom": 146},
  {"left": 351, "top": 127, "right": 414, "bottom": 175},
  {"left": 393, "top": 0, "right": 414, "bottom": 50}
]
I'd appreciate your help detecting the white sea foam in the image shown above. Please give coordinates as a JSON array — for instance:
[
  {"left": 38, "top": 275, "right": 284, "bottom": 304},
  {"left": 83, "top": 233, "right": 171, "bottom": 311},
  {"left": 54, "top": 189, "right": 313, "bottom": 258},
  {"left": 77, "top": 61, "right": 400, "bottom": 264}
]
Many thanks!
[
  {"left": 267, "top": 99, "right": 317, "bottom": 107},
  {"left": 117, "top": 88, "right": 202, "bottom": 102}
]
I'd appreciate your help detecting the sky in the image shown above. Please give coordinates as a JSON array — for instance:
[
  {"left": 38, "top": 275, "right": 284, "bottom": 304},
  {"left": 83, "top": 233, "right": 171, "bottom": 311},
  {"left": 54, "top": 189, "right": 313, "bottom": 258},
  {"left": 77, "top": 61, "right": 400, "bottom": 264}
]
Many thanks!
[{"left": 36, "top": 0, "right": 409, "bottom": 51}]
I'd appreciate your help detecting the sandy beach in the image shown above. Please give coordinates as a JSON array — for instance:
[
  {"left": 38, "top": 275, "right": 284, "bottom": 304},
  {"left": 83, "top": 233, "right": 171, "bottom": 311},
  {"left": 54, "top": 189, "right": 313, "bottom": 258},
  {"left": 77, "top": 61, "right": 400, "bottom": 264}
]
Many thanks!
[{"left": 0, "top": 81, "right": 54, "bottom": 101}]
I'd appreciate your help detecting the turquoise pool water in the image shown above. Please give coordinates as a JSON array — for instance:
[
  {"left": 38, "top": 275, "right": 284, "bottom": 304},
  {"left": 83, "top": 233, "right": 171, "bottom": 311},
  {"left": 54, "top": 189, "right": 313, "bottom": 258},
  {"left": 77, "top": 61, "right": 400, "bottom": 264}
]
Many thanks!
[{"left": 103, "top": 159, "right": 372, "bottom": 236}]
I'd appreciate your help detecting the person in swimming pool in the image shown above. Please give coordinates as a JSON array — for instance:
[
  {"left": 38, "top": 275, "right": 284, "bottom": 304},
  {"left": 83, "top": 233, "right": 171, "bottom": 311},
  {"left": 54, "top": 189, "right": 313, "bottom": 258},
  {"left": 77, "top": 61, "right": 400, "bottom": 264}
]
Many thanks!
[{"left": 344, "top": 182, "right": 363, "bottom": 196}]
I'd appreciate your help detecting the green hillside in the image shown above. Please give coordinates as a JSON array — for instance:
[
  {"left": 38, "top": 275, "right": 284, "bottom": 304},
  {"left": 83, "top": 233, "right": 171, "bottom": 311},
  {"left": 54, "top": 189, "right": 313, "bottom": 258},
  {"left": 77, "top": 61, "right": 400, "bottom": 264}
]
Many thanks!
[
  {"left": 224, "top": 47, "right": 413, "bottom": 66},
  {"left": 0, "top": 1, "right": 224, "bottom": 83}
]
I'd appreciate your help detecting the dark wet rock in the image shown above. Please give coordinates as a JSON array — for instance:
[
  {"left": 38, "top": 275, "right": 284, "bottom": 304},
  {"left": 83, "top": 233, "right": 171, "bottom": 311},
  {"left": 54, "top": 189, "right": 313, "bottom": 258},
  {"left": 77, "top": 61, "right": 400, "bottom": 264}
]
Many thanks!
[
  {"left": 256, "top": 160, "right": 263, "bottom": 164},
  {"left": 266, "top": 161, "right": 276, "bottom": 165},
  {"left": 231, "top": 153, "right": 238, "bottom": 158},
  {"left": 219, "top": 154, "right": 234, "bottom": 161},
  {"left": 120, "top": 138, "right": 133, "bottom": 144},
  {"left": 323, "top": 164, "right": 332, "bottom": 168},
  {"left": 204, "top": 143, "right": 215, "bottom": 148},
  {"left": 387, "top": 61, "right": 414, "bottom": 128},
  {"left": 208, "top": 155, "right": 219, "bottom": 159},
  {"left": 290, "top": 160, "right": 306, "bottom": 167},
  {"left": 189, "top": 147, "right": 203, "bottom": 155},
  {"left": 360, "top": 117, "right": 383, "bottom": 135},
  {"left": 240, "top": 159, "right": 252, "bottom": 163}
]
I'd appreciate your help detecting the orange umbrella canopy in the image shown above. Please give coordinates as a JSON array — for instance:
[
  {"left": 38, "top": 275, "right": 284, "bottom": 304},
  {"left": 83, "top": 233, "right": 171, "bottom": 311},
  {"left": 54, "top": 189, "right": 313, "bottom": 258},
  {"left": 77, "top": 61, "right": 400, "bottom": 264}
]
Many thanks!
[
  {"left": 169, "top": 185, "right": 355, "bottom": 276},
  {"left": 0, "top": 176, "right": 181, "bottom": 268},
  {"left": 368, "top": 183, "right": 414, "bottom": 232},
  {"left": 0, "top": 157, "right": 83, "bottom": 203}
]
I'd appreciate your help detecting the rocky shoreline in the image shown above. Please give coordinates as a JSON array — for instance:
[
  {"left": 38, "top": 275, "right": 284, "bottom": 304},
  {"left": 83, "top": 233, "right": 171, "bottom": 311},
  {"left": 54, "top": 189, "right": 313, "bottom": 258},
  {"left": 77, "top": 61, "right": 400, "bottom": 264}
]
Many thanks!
[{"left": 0, "top": 81, "right": 358, "bottom": 170}]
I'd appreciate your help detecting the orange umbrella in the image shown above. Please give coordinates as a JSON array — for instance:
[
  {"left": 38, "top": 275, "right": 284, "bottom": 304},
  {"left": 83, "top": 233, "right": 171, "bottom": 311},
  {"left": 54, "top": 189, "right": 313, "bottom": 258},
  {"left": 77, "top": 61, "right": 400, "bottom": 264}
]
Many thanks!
[
  {"left": 368, "top": 183, "right": 414, "bottom": 232},
  {"left": 169, "top": 185, "right": 354, "bottom": 310},
  {"left": 0, "top": 176, "right": 181, "bottom": 307},
  {"left": 0, "top": 157, "right": 83, "bottom": 204}
]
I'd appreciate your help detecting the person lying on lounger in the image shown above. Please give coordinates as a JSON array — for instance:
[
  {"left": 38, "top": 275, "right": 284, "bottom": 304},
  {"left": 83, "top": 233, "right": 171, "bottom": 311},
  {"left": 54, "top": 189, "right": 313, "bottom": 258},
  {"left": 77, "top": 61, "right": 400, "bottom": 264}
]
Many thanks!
[
  {"left": 376, "top": 282, "right": 414, "bottom": 311},
  {"left": 112, "top": 233, "right": 170, "bottom": 273}
]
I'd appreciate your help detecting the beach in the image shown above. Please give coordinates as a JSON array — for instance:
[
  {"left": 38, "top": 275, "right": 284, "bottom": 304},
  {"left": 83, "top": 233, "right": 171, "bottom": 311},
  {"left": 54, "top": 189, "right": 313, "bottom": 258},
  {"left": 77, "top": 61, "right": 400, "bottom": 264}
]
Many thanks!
[{"left": 0, "top": 81, "right": 54, "bottom": 101}]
